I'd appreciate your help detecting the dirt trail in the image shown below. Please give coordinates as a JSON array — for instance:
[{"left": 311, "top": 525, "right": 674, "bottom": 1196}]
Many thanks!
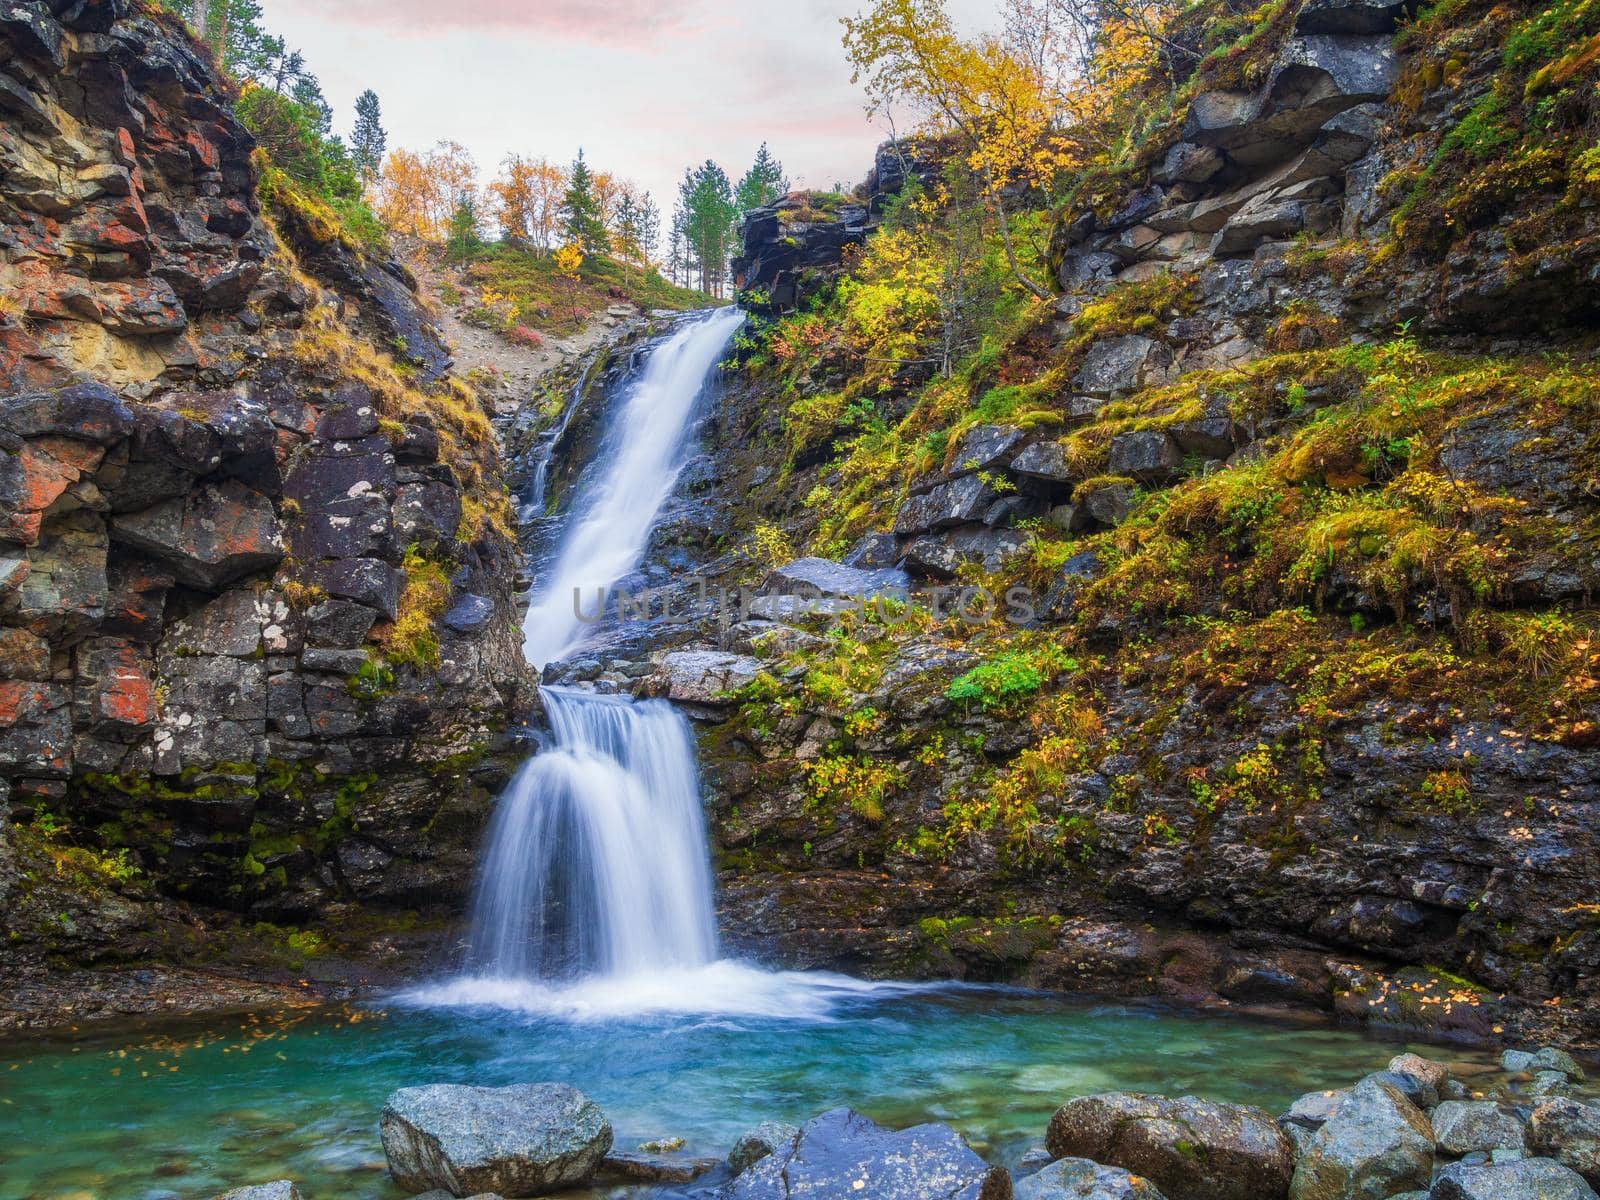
[{"left": 413, "top": 256, "right": 640, "bottom": 415}]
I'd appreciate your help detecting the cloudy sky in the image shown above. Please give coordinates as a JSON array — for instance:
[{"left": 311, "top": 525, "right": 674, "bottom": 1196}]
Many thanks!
[{"left": 264, "top": 0, "right": 1001, "bottom": 231}]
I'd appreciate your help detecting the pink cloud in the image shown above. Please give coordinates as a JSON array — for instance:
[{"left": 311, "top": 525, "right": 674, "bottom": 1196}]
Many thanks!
[{"left": 285, "top": 0, "right": 703, "bottom": 44}]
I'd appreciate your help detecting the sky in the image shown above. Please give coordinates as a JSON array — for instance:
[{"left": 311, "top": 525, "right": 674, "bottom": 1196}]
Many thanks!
[{"left": 263, "top": 0, "right": 1002, "bottom": 235}]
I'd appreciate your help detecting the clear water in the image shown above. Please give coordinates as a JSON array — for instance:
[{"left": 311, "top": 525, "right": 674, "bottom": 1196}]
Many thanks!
[
  {"left": 0, "top": 977, "right": 1483, "bottom": 1200},
  {"left": 462, "top": 687, "right": 717, "bottom": 979}
]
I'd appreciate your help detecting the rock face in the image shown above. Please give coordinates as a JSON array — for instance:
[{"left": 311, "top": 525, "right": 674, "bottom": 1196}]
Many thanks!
[
  {"left": 717, "top": 1107, "right": 1011, "bottom": 1200},
  {"left": 0, "top": 0, "right": 529, "bottom": 985},
  {"left": 1288, "top": 1077, "right": 1434, "bottom": 1200},
  {"left": 733, "top": 193, "right": 876, "bottom": 316},
  {"left": 380, "top": 1083, "right": 612, "bottom": 1198},
  {"left": 1045, "top": 1093, "right": 1293, "bottom": 1200}
]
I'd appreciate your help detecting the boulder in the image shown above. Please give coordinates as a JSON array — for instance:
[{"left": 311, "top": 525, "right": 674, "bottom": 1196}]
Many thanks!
[
  {"left": 728, "top": 1121, "right": 800, "bottom": 1173},
  {"left": 207, "top": 1185, "right": 301, "bottom": 1200},
  {"left": 1045, "top": 1093, "right": 1293, "bottom": 1200},
  {"left": 716, "top": 1107, "right": 1010, "bottom": 1199},
  {"left": 843, "top": 531, "right": 902, "bottom": 568},
  {"left": 655, "top": 651, "right": 763, "bottom": 703},
  {"left": 1431, "top": 1101, "right": 1527, "bottom": 1156},
  {"left": 1388, "top": 1055, "right": 1452, "bottom": 1100},
  {"left": 953, "top": 424, "right": 1028, "bottom": 471},
  {"left": 1289, "top": 1076, "right": 1434, "bottom": 1200},
  {"left": 1431, "top": 1157, "right": 1599, "bottom": 1200},
  {"left": 1108, "top": 431, "right": 1183, "bottom": 482},
  {"left": 443, "top": 593, "right": 495, "bottom": 635},
  {"left": 1153, "top": 142, "right": 1224, "bottom": 186},
  {"left": 1080, "top": 479, "right": 1139, "bottom": 526},
  {"left": 1014, "top": 1156, "right": 1167, "bottom": 1199},
  {"left": 896, "top": 474, "right": 998, "bottom": 535},
  {"left": 902, "top": 525, "right": 1030, "bottom": 578},
  {"left": 764, "top": 557, "right": 908, "bottom": 600},
  {"left": 1011, "top": 441, "right": 1074, "bottom": 484},
  {"left": 1073, "top": 336, "right": 1171, "bottom": 398},
  {"left": 111, "top": 479, "right": 282, "bottom": 589},
  {"left": 1529, "top": 1100, "right": 1600, "bottom": 1185},
  {"left": 380, "top": 1082, "right": 612, "bottom": 1197}
]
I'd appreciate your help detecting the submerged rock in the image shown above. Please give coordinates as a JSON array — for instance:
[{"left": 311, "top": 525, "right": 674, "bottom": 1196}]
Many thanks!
[
  {"left": 208, "top": 1185, "right": 301, "bottom": 1200},
  {"left": 595, "top": 1149, "right": 721, "bottom": 1184},
  {"left": 716, "top": 1107, "right": 1010, "bottom": 1199},
  {"left": 1013, "top": 1156, "right": 1167, "bottom": 1199},
  {"left": 380, "top": 1082, "right": 612, "bottom": 1197},
  {"left": 1045, "top": 1093, "right": 1292, "bottom": 1200}
]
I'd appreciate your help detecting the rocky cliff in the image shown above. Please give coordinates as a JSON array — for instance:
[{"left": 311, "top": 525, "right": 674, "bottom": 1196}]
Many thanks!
[
  {"left": 0, "top": 0, "right": 530, "bottom": 1008},
  {"left": 691, "top": 0, "right": 1600, "bottom": 1047}
]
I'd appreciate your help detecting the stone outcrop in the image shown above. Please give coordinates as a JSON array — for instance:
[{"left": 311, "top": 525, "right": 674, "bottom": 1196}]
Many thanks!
[
  {"left": 0, "top": 0, "right": 529, "bottom": 988},
  {"left": 733, "top": 192, "right": 875, "bottom": 317}
]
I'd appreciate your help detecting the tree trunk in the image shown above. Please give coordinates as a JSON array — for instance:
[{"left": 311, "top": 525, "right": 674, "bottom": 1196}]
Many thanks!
[
  {"left": 988, "top": 175, "right": 1051, "bottom": 303},
  {"left": 189, "top": 0, "right": 208, "bottom": 39}
]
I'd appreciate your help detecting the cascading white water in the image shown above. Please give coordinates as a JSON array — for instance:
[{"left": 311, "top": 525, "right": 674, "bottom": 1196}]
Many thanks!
[
  {"left": 521, "top": 305, "right": 745, "bottom": 670},
  {"left": 464, "top": 687, "right": 717, "bottom": 978},
  {"left": 409, "top": 304, "right": 939, "bottom": 1017},
  {"left": 459, "top": 308, "right": 737, "bottom": 984}
]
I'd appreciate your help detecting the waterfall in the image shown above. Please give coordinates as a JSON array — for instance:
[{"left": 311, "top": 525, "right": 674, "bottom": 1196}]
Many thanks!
[
  {"left": 464, "top": 687, "right": 717, "bottom": 978},
  {"left": 462, "top": 307, "right": 738, "bottom": 984},
  {"left": 521, "top": 305, "right": 745, "bottom": 670}
]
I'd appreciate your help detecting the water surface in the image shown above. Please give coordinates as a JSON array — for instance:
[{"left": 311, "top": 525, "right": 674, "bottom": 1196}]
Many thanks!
[{"left": 0, "top": 970, "right": 1485, "bottom": 1200}]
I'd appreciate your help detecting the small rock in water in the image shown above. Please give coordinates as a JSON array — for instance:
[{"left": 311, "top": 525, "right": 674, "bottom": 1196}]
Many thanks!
[
  {"left": 596, "top": 1150, "right": 721, "bottom": 1184},
  {"left": 728, "top": 1121, "right": 800, "bottom": 1174},
  {"left": 639, "top": 1137, "right": 686, "bottom": 1153},
  {"left": 208, "top": 1184, "right": 301, "bottom": 1200},
  {"left": 1387, "top": 1053, "right": 1452, "bottom": 1098},
  {"left": 718, "top": 1107, "right": 1007, "bottom": 1198},
  {"left": 380, "top": 1082, "right": 611, "bottom": 1197},
  {"left": 1013, "top": 1155, "right": 1166, "bottom": 1198},
  {"left": 1015, "top": 1146, "right": 1055, "bottom": 1178}
]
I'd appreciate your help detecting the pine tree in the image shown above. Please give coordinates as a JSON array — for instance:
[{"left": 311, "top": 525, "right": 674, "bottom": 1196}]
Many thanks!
[
  {"left": 445, "top": 192, "right": 481, "bottom": 263},
  {"left": 561, "top": 150, "right": 608, "bottom": 255},
  {"left": 350, "top": 90, "right": 386, "bottom": 192},
  {"left": 679, "top": 161, "right": 735, "bottom": 296},
  {"left": 734, "top": 143, "right": 788, "bottom": 215}
]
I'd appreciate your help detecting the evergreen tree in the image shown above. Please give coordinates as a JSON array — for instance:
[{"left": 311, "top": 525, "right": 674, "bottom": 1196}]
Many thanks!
[
  {"left": 679, "top": 160, "right": 735, "bottom": 296},
  {"left": 637, "top": 193, "right": 662, "bottom": 267},
  {"left": 350, "top": 89, "right": 386, "bottom": 192},
  {"left": 734, "top": 143, "right": 788, "bottom": 215},
  {"left": 445, "top": 192, "right": 481, "bottom": 263},
  {"left": 289, "top": 74, "right": 332, "bottom": 134},
  {"left": 561, "top": 150, "right": 608, "bottom": 255}
]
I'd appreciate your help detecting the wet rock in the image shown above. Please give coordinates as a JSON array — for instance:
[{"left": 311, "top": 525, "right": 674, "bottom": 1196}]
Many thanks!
[
  {"left": 1504, "top": 1048, "right": 1585, "bottom": 1081},
  {"left": 1529, "top": 1100, "right": 1600, "bottom": 1185},
  {"left": 380, "top": 1082, "right": 612, "bottom": 1197},
  {"left": 717, "top": 1107, "right": 1010, "bottom": 1199},
  {"left": 1046, "top": 1093, "right": 1293, "bottom": 1200},
  {"left": 1363, "top": 1069, "right": 1440, "bottom": 1111},
  {"left": 111, "top": 479, "right": 282, "bottom": 589},
  {"left": 728, "top": 1121, "right": 800, "bottom": 1174},
  {"left": 1431, "top": 1102, "right": 1527, "bottom": 1156},
  {"left": 595, "top": 1151, "right": 721, "bottom": 1184},
  {"left": 1014, "top": 1156, "right": 1167, "bottom": 1199},
  {"left": 654, "top": 651, "right": 763, "bottom": 703},
  {"left": 1431, "top": 1157, "right": 1599, "bottom": 1200},
  {"left": 1289, "top": 1076, "right": 1434, "bottom": 1200},
  {"left": 208, "top": 1184, "right": 301, "bottom": 1200},
  {"left": 1074, "top": 336, "right": 1172, "bottom": 398}
]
